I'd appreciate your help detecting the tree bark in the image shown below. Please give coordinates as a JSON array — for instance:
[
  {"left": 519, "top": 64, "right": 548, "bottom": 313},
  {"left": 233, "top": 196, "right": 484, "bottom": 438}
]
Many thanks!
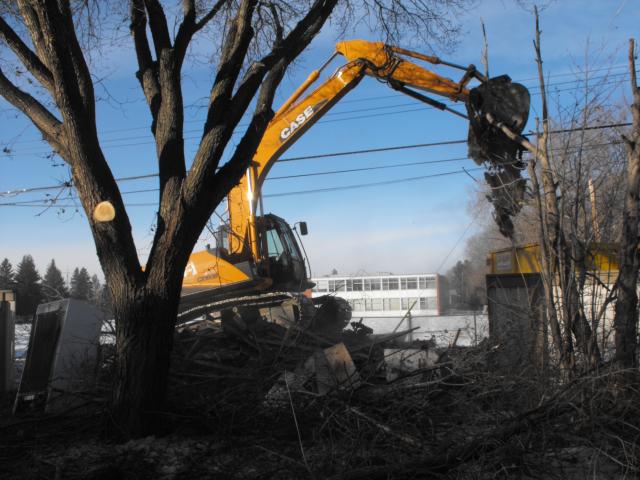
[{"left": 109, "top": 281, "right": 179, "bottom": 437}]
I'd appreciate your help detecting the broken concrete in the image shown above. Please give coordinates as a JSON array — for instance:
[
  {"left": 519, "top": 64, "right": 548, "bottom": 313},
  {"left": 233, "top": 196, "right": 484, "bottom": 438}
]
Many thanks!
[{"left": 14, "top": 299, "right": 106, "bottom": 414}]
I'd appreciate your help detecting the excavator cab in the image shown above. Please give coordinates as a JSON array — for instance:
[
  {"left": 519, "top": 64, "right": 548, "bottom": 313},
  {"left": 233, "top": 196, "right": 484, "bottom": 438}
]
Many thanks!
[{"left": 256, "top": 214, "right": 309, "bottom": 291}]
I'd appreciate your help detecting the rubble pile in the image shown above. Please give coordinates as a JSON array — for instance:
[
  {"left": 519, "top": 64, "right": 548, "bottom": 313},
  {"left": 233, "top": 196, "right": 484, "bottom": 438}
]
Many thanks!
[
  {"left": 167, "top": 312, "right": 416, "bottom": 412},
  {"left": 2, "top": 311, "right": 638, "bottom": 479}
]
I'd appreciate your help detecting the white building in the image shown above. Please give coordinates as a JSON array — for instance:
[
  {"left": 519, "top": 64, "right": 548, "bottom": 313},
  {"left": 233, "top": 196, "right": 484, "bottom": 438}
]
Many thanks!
[{"left": 311, "top": 273, "right": 448, "bottom": 317}]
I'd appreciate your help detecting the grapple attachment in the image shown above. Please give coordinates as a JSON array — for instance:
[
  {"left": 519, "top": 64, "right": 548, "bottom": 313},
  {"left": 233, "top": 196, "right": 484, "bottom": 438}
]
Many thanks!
[{"left": 465, "top": 76, "right": 531, "bottom": 238}]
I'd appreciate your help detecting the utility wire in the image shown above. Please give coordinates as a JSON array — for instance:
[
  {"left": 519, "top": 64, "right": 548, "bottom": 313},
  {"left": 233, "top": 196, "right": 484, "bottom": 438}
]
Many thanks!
[
  {"left": 4, "top": 70, "right": 635, "bottom": 155},
  {"left": 3, "top": 63, "right": 632, "bottom": 145},
  {"left": 1, "top": 122, "right": 630, "bottom": 198},
  {"left": 0, "top": 167, "right": 485, "bottom": 207},
  {"left": 435, "top": 217, "right": 477, "bottom": 273},
  {"left": 1, "top": 157, "right": 473, "bottom": 205}
]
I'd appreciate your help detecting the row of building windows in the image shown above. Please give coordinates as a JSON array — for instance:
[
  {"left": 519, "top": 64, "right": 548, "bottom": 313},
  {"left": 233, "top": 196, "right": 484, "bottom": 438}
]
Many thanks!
[
  {"left": 314, "top": 276, "right": 436, "bottom": 293},
  {"left": 347, "top": 296, "right": 438, "bottom": 312}
]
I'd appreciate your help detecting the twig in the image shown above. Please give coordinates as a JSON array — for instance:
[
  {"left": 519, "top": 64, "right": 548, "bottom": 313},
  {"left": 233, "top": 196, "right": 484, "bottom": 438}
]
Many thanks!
[
  {"left": 347, "top": 407, "right": 424, "bottom": 449},
  {"left": 285, "top": 371, "right": 313, "bottom": 478}
]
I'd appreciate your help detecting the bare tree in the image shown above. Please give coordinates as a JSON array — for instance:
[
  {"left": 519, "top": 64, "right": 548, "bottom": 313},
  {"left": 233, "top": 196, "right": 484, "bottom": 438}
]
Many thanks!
[
  {"left": 476, "top": 9, "right": 633, "bottom": 372},
  {"left": 0, "top": 0, "right": 471, "bottom": 437}
]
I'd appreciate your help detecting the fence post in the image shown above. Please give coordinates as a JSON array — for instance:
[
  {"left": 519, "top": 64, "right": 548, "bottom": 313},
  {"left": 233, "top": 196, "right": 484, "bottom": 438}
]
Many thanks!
[
  {"left": 0, "top": 293, "right": 16, "bottom": 392},
  {"left": 473, "top": 310, "right": 478, "bottom": 346}
]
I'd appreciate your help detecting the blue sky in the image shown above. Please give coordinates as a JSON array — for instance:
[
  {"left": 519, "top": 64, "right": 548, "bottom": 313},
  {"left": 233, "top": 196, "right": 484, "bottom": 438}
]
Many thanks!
[{"left": 0, "top": 0, "right": 638, "bottom": 281}]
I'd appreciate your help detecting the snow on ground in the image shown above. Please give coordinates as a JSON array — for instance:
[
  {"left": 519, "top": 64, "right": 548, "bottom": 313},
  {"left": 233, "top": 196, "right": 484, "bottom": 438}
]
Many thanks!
[
  {"left": 357, "top": 313, "right": 488, "bottom": 346},
  {"left": 14, "top": 323, "right": 30, "bottom": 360}
]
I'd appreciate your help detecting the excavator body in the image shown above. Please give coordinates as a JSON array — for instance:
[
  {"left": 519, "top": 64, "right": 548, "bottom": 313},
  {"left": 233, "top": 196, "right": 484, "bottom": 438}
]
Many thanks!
[{"left": 177, "top": 40, "right": 531, "bottom": 323}]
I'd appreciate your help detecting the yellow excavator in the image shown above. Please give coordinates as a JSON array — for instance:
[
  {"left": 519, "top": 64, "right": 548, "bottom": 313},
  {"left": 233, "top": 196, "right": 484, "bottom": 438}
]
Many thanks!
[{"left": 178, "top": 40, "right": 530, "bottom": 322}]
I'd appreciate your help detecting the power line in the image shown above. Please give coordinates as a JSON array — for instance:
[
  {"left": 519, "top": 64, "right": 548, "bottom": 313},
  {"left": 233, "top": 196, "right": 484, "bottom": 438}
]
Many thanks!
[
  {"left": 435, "top": 218, "right": 477, "bottom": 273},
  {"left": 0, "top": 136, "right": 629, "bottom": 207},
  {"left": 269, "top": 156, "right": 469, "bottom": 179},
  {"left": 1, "top": 122, "right": 631, "bottom": 198},
  {"left": 3, "top": 63, "right": 631, "bottom": 146},
  {"left": 278, "top": 140, "right": 467, "bottom": 162},
  {"left": 1, "top": 156, "right": 474, "bottom": 205},
  {"left": 0, "top": 167, "right": 486, "bottom": 207},
  {"left": 264, "top": 167, "right": 485, "bottom": 198},
  {"left": 4, "top": 69, "right": 635, "bottom": 155}
]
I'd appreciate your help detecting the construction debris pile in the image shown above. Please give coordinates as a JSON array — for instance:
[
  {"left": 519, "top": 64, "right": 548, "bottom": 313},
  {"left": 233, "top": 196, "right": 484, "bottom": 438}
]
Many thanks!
[
  {"left": 2, "top": 308, "right": 639, "bottom": 479},
  {"left": 168, "top": 307, "right": 422, "bottom": 412}
]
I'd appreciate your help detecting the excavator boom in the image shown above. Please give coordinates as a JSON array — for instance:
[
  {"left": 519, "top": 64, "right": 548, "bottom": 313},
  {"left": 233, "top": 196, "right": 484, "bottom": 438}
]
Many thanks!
[{"left": 225, "top": 39, "right": 516, "bottom": 261}]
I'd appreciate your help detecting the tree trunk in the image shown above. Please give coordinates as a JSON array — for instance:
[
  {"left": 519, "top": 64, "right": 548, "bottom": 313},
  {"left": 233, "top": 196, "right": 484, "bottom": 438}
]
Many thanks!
[
  {"left": 109, "top": 279, "right": 180, "bottom": 437},
  {"left": 613, "top": 39, "right": 640, "bottom": 373}
]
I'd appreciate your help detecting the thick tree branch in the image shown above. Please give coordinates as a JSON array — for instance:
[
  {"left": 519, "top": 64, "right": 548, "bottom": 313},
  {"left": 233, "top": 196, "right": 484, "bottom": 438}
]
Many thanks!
[
  {"left": 228, "top": 0, "right": 338, "bottom": 129},
  {"left": 0, "top": 15, "right": 53, "bottom": 91},
  {"left": 23, "top": 2, "right": 142, "bottom": 285},
  {"left": 16, "top": 1, "right": 50, "bottom": 73},
  {"left": 207, "top": 0, "right": 258, "bottom": 117},
  {"left": 143, "top": 0, "right": 172, "bottom": 58},
  {"left": 130, "top": 0, "right": 161, "bottom": 133},
  {"left": 175, "top": 0, "right": 228, "bottom": 68},
  {"left": 54, "top": 0, "right": 96, "bottom": 121},
  {"left": 185, "top": 0, "right": 337, "bottom": 211},
  {"left": 195, "top": 0, "right": 229, "bottom": 31},
  {"left": 0, "top": 68, "right": 66, "bottom": 155},
  {"left": 30, "top": 1, "right": 96, "bottom": 131},
  {"left": 182, "top": 0, "right": 258, "bottom": 202}
]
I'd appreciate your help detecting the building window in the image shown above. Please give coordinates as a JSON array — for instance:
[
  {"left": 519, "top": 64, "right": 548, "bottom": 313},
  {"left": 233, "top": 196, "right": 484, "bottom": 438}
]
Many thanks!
[
  {"left": 401, "top": 297, "right": 419, "bottom": 310},
  {"left": 352, "top": 299, "right": 365, "bottom": 311},
  {"left": 352, "top": 278, "right": 363, "bottom": 291},
  {"left": 419, "top": 277, "right": 436, "bottom": 289},
  {"left": 384, "top": 298, "right": 401, "bottom": 311},
  {"left": 329, "top": 280, "right": 345, "bottom": 292},
  {"left": 315, "top": 280, "right": 328, "bottom": 292},
  {"left": 420, "top": 297, "right": 437, "bottom": 309},
  {"left": 372, "top": 298, "right": 383, "bottom": 310},
  {"left": 401, "top": 277, "right": 418, "bottom": 290},
  {"left": 365, "top": 298, "right": 383, "bottom": 311},
  {"left": 364, "top": 278, "right": 381, "bottom": 291},
  {"left": 383, "top": 278, "right": 399, "bottom": 290}
]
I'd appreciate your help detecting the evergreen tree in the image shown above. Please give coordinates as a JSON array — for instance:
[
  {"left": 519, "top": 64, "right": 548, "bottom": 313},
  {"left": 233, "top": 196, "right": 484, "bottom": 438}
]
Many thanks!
[
  {"left": 14, "top": 255, "right": 42, "bottom": 317},
  {"left": 70, "top": 267, "right": 92, "bottom": 300},
  {"left": 0, "top": 258, "right": 15, "bottom": 290},
  {"left": 89, "top": 274, "right": 102, "bottom": 305},
  {"left": 42, "top": 259, "right": 68, "bottom": 302},
  {"left": 89, "top": 275, "right": 112, "bottom": 312}
]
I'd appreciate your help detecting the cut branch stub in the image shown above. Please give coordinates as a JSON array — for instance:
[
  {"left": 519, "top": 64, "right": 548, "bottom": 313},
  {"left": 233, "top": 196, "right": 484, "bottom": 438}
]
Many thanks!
[{"left": 93, "top": 201, "right": 116, "bottom": 222}]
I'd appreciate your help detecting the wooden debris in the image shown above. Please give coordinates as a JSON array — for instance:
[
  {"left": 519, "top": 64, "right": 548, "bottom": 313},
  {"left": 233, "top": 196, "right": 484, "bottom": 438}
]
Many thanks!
[{"left": 384, "top": 348, "right": 439, "bottom": 382}]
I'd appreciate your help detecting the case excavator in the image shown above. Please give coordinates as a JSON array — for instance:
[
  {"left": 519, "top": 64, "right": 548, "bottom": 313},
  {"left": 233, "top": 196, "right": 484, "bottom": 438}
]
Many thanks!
[{"left": 178, "top": 40, "right": 530, "bottom": 326}]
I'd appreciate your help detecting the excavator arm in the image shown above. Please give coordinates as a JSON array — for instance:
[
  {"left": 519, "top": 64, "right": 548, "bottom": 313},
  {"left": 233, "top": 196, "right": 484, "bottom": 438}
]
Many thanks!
[{"left": 226, "top": 40, "right": 491, "bottom": 263}]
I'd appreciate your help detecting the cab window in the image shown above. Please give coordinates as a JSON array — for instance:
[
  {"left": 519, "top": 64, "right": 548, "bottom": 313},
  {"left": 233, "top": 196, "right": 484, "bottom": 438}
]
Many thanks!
[
  {"left": 266, "top": 229, "right": 284, "bottom": 257},
  {"left": 280, "top": 229, "right": 302, "bottom": 261}
]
